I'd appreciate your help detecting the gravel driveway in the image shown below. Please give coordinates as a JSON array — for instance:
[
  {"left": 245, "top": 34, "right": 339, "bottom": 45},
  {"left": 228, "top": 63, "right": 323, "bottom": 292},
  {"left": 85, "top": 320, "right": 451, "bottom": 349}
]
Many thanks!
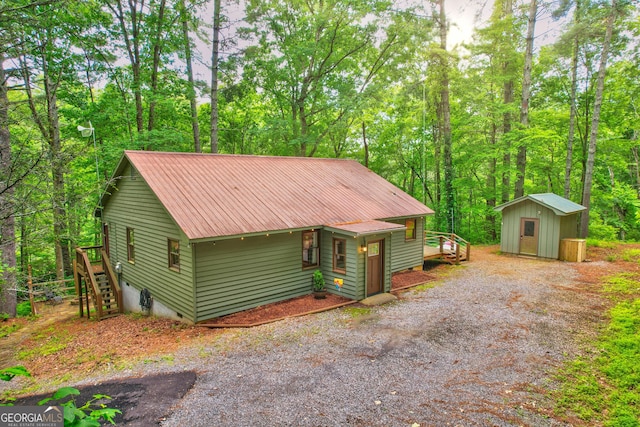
[{"left": 150, "top": 249, "right": 596, "bottom": 426}]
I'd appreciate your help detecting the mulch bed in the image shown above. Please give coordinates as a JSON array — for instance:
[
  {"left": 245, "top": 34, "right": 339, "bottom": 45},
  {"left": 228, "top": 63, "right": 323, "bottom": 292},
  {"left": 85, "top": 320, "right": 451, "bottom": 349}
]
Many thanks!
[{"left": 199, "top": 269, "right": 439, "bottom": 328}]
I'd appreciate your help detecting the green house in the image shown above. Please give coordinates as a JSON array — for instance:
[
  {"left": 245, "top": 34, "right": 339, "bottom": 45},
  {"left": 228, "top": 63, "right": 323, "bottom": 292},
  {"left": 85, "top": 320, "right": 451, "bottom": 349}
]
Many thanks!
[
  {"left": 96, "top": 151, "right": 433, "bottom": 323},
  {"left": 494, "top": 193, "right": 586, "bottom": 259}
]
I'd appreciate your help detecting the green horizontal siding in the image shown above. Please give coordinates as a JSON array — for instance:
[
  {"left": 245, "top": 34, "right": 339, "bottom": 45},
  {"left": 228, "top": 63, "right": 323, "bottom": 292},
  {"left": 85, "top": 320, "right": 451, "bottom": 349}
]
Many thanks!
[
  {"left": 194, "top": 232, "right": 315, "bottom": 321},
  {"left": 102, "top": 166, "right": 195, "bottom": 321},
  {"left": 320, "top": 231, "right": 359, "bottom": 300},
  {"left": 389, "top": 217, "right": 424, "bottom": 272}
]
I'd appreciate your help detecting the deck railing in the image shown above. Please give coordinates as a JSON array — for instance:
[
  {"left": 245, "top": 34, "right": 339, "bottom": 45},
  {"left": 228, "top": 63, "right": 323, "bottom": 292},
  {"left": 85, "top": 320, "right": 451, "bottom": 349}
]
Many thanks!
[
  {"left": 424, "top": 231, "right": 470, "bottom": 264},
  {"left": 75, "top": 246, "right": 122, "bottom": 320}
]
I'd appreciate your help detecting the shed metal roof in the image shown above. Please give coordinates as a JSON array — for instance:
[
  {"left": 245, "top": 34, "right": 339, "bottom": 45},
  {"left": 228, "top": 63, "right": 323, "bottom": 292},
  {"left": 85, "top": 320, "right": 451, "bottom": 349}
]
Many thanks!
[
  {"left": 100, "top": 151, "right": 433, "bottom": 240},
  {"left": 494, "top": 193, "right": 586, "bottom": 216}
]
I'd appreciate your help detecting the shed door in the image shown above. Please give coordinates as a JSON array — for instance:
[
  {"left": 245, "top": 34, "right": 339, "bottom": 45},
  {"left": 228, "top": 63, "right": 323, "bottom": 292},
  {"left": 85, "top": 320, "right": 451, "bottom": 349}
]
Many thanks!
[
  {"left": 366, "top": 240, "right": 383, "bottom": 296},
  {"left": 519, "top": 218, "right": 539, "bottom": 256}
]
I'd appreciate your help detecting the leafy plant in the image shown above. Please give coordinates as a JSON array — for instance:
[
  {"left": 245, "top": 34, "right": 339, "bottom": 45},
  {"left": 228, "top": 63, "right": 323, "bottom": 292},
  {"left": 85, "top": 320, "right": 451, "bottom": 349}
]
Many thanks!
[
  {"left": 312, "top": 270, "right": 325, "bottom": 291},
  {"left": 16, "top": 301, "right": 32, "bottom": 317},
  {"left": 39, "top": 387, "right": 121, "bottom": 427},
  {"left": 0, "top": 365, "right": 30, "bottom": 382},
  {"left": 1, "top": 366, "right": 121, "bottom": 426}
]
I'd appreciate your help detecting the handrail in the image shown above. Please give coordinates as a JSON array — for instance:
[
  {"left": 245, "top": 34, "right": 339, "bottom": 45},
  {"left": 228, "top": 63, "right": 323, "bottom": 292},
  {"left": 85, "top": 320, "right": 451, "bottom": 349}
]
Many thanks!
[
  {"left": 424, "top": 231, "right": 471, "bottom": 264},
  {"left": 101, "top": 250, "right": 122, "bottom": 313},
  {"left": 77, "top": 248, "right": 103, "bottom": 319}
]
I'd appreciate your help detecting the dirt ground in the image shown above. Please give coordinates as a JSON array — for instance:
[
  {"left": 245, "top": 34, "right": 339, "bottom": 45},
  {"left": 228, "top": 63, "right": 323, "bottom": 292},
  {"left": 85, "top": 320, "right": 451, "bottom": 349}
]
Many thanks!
[{"left": 1, "top": 243, "right": 637, "bottom": 424}]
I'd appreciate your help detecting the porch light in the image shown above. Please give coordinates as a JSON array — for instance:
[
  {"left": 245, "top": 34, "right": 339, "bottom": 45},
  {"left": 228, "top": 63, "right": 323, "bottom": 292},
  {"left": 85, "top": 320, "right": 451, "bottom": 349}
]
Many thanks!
[{"left": 361, "top": 245, "right": 367, "bottom": 253}]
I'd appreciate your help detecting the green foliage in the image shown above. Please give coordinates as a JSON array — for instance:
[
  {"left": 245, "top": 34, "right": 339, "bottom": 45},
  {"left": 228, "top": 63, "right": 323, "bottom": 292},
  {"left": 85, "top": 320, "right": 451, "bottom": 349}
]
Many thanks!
[
  {"left": 1, "top": 367, "right": 121, "bottom": 425},
  {"left": 0, "top": 366, "right": 30, "bottom": 382},
  {"left": 0, "top": 322, "right": 21, "bottom": 338},
  {"left": 17, "top": 328, "right": 70, "bottom": 359},
  {"left": 39, "top": 387, "right": 121, "bottom": 427},
  {"left": 586, "top": 239, "right": 617, "bottom": 249},
  {"left": 588, "top": 213, "right": 620, "bottom": 241},
  {"left": 342, "top": 306, "right": 372, "bottom": 318},
  {"left": 312, "top": 270, "right": 325, "bottom": 291},
  {"left": 555, "top": 274, "right": 640, "bottom": 425},
  {"left": 16, "top": 301, "right": 31, "bottom": 317}
]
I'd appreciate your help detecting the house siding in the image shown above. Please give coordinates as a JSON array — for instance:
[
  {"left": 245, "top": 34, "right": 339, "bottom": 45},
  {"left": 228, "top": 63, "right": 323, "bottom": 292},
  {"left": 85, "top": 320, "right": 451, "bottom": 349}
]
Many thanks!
[
  {"left": 319, "top": 231, "right": 359, "bottom": 300},
  {"left": 500, "top": 200, "right": 561, "bottom": 259},
  {"left": 389, "top": 217, "right": 424, "bottom": 272},
  {"left": 102, "top": 165, "right": 195, "bottom": 321},
  {"left": 194, "top": 231, "right": 315, "bottom": 321}
]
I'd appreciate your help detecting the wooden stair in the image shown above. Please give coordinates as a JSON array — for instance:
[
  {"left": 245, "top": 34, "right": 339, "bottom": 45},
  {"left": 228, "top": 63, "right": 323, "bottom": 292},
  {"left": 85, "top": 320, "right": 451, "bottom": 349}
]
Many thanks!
[
  {"left": 95, "top": 272, "right": 120, "bottom": 319},
  {"left": 75, "top": 246, "right": 123, "bottom": 321},
  {"left": 424, "top": 231, "right": 470, "bottom": 265}
]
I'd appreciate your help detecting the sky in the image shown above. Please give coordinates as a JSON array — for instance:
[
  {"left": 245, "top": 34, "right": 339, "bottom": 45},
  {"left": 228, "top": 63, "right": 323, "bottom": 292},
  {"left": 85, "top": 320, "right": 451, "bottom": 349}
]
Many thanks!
[{"left": 193, "top": 0, "right": 567, "bottom": 83}]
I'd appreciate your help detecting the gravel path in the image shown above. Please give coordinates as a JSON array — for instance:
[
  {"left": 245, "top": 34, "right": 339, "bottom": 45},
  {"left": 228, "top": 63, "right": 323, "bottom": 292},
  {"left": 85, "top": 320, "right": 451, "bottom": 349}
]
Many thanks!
[{"left": 145, "top": 251, "right": 596, "bottom": 427}]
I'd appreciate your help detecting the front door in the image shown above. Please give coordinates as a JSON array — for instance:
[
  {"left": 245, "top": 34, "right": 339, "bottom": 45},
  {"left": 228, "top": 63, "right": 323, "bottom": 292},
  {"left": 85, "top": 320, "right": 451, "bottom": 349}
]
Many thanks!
[
  {"left": 366, "top": 240, "right": 384, "bottom": 296},
  {"left": 519, "top": 218, "right": 539, "bottom": 256}
]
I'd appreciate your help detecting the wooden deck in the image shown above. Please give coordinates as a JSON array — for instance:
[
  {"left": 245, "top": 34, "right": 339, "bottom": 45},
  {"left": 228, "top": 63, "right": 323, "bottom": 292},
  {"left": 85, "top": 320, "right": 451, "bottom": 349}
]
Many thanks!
[{"left": 423, "top": 232, "right": 470, "bottom": 265}]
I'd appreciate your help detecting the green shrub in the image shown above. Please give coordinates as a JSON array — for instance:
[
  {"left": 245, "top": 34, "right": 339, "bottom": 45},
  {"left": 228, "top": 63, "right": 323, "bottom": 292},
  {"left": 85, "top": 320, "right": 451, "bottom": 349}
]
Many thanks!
[{"left": 16, "top": 301, "right": 31, "bottom": 317}]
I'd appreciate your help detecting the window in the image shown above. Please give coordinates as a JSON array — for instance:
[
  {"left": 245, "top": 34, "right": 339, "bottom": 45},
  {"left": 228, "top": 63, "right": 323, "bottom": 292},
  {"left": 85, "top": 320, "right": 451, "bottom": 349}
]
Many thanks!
[
  {"left": 126, "top": 227, "right": 135, "bottom": 262},
  {"left": 302, "top": 230, "right": 319, "bottom": 268},
  {"left": 405, "top": 218, "right": 416, "bottom": 241},
  {"left": 168, "top": 239, "right": 180, "bottom": 271},
  {"left": 333, "top": 238, "right": 346, "bottom": 273}
]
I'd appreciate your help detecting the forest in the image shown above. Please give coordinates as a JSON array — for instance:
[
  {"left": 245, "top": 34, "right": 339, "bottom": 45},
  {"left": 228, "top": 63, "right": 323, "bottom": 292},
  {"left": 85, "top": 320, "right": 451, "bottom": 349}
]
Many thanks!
[{"left": 0, "top": 0, "right": 638, "bottom": 316}]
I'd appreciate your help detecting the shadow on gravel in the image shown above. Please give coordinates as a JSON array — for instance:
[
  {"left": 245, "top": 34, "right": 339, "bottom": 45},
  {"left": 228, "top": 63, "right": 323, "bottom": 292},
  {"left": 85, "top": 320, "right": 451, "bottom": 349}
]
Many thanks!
[{"left": 13, "top": 370, "right": 196, "bottom": 426}]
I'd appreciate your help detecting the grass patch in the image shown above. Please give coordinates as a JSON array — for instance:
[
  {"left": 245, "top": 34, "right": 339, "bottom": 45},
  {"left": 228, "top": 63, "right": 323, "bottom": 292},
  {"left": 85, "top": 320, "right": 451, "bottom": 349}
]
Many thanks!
[
  {"left": 586, "top": 239, "right": 617, "bottom": 249},
  {"left": 16, "top": 327, "right": 71, "bottom": 360},
  {"left": 603, "top": 273, "right": 640, "bottom": 297},
  {"left": 621, "top": 249, "right": 640, "bottom": 263},
  {"left": 554, "top": 273, "right": 640, "bottom": 426},
  {"left": 0, "top": 323, "right": 21, "bottom": 338},
  {"left": 341, "top": 306, "right": 372, "bottom": 318},
  {"left": 413, "top": 282, "right": 439, "bottom": 292}
]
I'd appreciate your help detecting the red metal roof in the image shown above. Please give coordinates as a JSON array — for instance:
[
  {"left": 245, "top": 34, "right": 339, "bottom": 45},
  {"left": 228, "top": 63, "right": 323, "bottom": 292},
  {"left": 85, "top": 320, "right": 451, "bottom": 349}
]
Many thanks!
[
  {"left": 325, "top": 220, "right": 407, "bottom": 236},
  {"left": 108, "top": 151, "right": 433, "bottom": 240}
]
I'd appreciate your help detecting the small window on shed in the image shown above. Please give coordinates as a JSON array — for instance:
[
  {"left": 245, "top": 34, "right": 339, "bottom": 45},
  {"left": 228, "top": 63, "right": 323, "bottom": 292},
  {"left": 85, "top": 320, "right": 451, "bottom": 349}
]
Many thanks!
[
  {"left": 405, "top": 218, "right": 416, "bottom": 241},
  {"left": 126, "top": 227, "right": 135, "bottom": 262},
  {"left": 168, "top": 239, "right": 180, "bottom": 271},
  {"left": 333, "top": 238, "right": 346, "bottom": 273},
  {"left": 302, "top": 230, "right": 319, "bottom": 268}
]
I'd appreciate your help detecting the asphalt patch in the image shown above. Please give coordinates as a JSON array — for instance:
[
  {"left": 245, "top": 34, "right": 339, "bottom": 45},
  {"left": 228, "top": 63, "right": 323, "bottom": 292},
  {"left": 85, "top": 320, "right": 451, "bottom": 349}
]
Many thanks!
[{"left": 12, "top": 370, "right": 196, "bottom": 426}]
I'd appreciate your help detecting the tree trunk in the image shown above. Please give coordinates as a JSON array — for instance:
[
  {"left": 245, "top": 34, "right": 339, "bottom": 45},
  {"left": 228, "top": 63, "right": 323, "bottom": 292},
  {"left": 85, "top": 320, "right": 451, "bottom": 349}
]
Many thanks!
[
  {"left": 147, "top": 0, "right": 167, "bottom": 132},
  {"left": 45, "top": 74, "right": 68, "bottom": 280},
  {"left": 181, "top": 0, "right": 201, "bottom": 152},
  {"left": 109, "top": 0, "right": 144, "bottom": 133},
  {"left": 439, "top": 0, "right": 454, "bottom": 233},
  {"left": 362, "top": 121, "right": 369, "bottom": 168},
  {"left": 564, "top": 2, "right": 580, "bottom": 199},
  {"left": 514, "top": 0, "right": 537, "bottom": 199},
  {"left": 486, "top": 122, "right": 498, "bottom": 241},
  {"left": 580, "top": 0, "right": 617, "bottom": 238},
  {"left": 0, "top": 55, "right": 16, "bottom": 317},
  {"left": 210, "top": 0, "right": 221, "bottom": 153},
  {"left": 501, "top": 0, "right": 514, "bottom": 204}
]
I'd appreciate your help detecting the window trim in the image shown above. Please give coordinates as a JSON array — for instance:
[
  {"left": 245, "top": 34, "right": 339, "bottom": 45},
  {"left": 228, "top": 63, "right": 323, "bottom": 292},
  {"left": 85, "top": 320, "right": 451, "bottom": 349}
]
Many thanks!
[
  {"left": 332, "top": 238, "right": 347, "bottom": 274},
  {"left": 302, "top": 230, "right": 320, "bottom": 269},
  {"left": 168, "top": 238, "right": 180, "bottom": 272},
  {"left": 405, "top": 218, "right": 417, "bottom": 241},
  {"left": 126, "top": 227, "right": 135, "bottom": 263}
]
